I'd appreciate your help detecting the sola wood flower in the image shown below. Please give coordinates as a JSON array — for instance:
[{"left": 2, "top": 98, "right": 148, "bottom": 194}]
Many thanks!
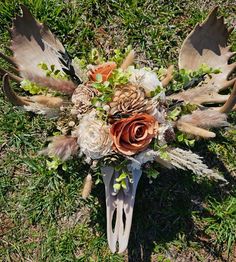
[
  {"left": 110, "top": 113, "right": 158, "bottom": 155},
  {"left": 109, "top": 84, "right": 155, "bottom": 116},
  {"left": 73, "top": 111, "right": 113, "bottom": 160},
  {"left": 71, "top": 84, "right": 100, "bottom": 117},
  {"left": 88, "top": 62, "right": 116, "bottom": 82},
  {"left": 129, "top": 68, "right": 162, "bottom": 96}
]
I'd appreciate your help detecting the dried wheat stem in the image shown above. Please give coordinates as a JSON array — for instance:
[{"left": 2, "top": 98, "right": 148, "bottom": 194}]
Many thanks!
[
  {"left": 120, "top": 50, "right": 135, "bottom": 70},
  {"left": 82, "top": 174, "right": 93, "bottom": 199},
  {"left": 161, "top": 65, "right": 174, "bottom": 87},
  {"left": 176, "top": 121, "right": 216, "bottom": 138}
]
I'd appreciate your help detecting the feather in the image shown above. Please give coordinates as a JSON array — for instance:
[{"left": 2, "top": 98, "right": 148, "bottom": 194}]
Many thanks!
[{"left": 58, "top": 51, "right": 82, "bottom": 85}]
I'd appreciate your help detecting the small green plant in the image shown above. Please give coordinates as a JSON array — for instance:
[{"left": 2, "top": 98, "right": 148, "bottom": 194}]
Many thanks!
[
  {"left": 38, "top": 62, "right": 68, "bottom": 79},
  {"left": 113, "top": 172, "right": 129, "bottom": 190},
  {"left": 176, "top": 132, "right": 195, "bottom": 147},
  {"left": 170, "top": 64, "right": 221, "bottom": 93},
  {"left": 203, "top": 197, "right": 236, "bottom": 257},
  {"left": 21, "top": 79, "right": 48, "bottom": 95}
]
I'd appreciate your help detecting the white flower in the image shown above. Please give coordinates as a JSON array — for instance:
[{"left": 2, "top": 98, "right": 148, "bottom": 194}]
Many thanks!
[
  {"left": 72, "top": 110, "right": 113, "bottom": 160},
  {"left": 128, "top": 68, "right": 162, "bottom": 96}
]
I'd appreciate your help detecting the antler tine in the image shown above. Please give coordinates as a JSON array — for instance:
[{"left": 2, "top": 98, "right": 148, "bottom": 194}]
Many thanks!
[
  {"left": 219, "top": 81, "right": 236, "bottom": 113},
  {"left": 0, "top": 68, "right": 22, "bottom": 82},
  {"left": 169, "top": 7, "right": 236, "bottom": 107},
  {"left": 0, "top": 51, "right": 17, "bottom": 67},
  {"left": 2, "top": 74, "right": 29, "bottom": 106}
]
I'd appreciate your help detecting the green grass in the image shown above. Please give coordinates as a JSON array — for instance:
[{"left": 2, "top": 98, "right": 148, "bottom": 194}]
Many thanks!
[{"left": 0, "top": 0, "right": 236, "bottom": 261}]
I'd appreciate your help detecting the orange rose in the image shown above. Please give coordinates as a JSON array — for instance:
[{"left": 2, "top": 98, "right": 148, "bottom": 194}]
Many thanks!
[
  {"left": 89, "top": 62, "right": 116, "bottom": 82},
  {"left": 110, "top": 113, "right": 158, "bottom": 156}
]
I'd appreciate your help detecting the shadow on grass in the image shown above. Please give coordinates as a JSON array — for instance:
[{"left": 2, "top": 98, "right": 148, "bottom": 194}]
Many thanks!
[{"left": 91, "top": 144, "right": 235, "bottom": 262}]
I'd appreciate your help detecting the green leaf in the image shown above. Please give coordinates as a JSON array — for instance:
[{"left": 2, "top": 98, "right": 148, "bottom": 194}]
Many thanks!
[
  {"left": 113, "top": 183, "right": 121, "bottom": 190},
  {"left": 96, "top": 74, "right": 103, "bottom": 83},
  {"left": 116, "top": 172, "right": 127, "bottom": 182},
  {"left": 121, "top": 180, "right": 127, "bottom": 189},
  {"left": 38, "top": 62, "right": 48, "bottom": 71}
]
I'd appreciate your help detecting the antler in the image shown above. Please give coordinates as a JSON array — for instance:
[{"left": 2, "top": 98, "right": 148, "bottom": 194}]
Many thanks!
[
  {"left": 169, "top": 7, "right": 236, "bottom": 137},
  {"left": 0, "top": 6, "right": 78, "bottom": 115},
  {"left": 11, "top": 5, "right": 65, "bottom": 78},
  {"left": 168, "top": 7, "right": 236, "bottom": 106},
  {"left": 1, "top": 5, "right": 77, "bottom": 97},
  {"left": 2, "top": 74, "right": 65, "bottom": 117}
]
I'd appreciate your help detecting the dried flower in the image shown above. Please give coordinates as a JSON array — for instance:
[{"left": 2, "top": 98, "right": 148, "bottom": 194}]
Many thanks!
[
  {"left": 41, "top": 136, "right": 79, "bottom": 161},
  {"left": 158, "top": 123, "right": 175, "bottom": 145},
  {"left": 157, "top": 148, "right": 227, "bottom": 182},
  {"left": 24, "top": 103, "right": 59, "bottom": 118},
  {"left": 129, "top": 68, "right": 162, "bottom": 96},
  {"left": 110, "top": 113, "right": 158, "bottom": 156},
  {"left": 73, "top": 110, "right": 113, "bottom": 160},
  {"left": 109, "top": 84, "right": 155, "bottom": 116},
  {"left": 82, "top": 174, "right": 93, "bottom": 199},
  {"left": 178, "top": 109, "right": 228, "bottom": 128},
  {"left": 88, "top": 62, "right": 116, "bottom": 82}
]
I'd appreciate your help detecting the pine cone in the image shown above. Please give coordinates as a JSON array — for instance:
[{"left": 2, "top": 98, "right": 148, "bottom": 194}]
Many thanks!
[
  {"left": 71, "top": 84, "right": 100, "bottom": 117},
  {"left": 109, "top": 84, "right": 155, "bottom": 116}
]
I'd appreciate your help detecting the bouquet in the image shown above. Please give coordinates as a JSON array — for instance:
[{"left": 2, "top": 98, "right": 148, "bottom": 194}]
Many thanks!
[{"left": 1, "top": 5, "right": 235, "bottom": 253}]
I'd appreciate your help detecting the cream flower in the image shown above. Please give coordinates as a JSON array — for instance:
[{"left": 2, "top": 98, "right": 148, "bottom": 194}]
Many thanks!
[
  {"left": 128, "top": 68, "right": 162, "bottom": 96},
  {"left": 72, "top": 110, "right": 113, "bottom": 160}
]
